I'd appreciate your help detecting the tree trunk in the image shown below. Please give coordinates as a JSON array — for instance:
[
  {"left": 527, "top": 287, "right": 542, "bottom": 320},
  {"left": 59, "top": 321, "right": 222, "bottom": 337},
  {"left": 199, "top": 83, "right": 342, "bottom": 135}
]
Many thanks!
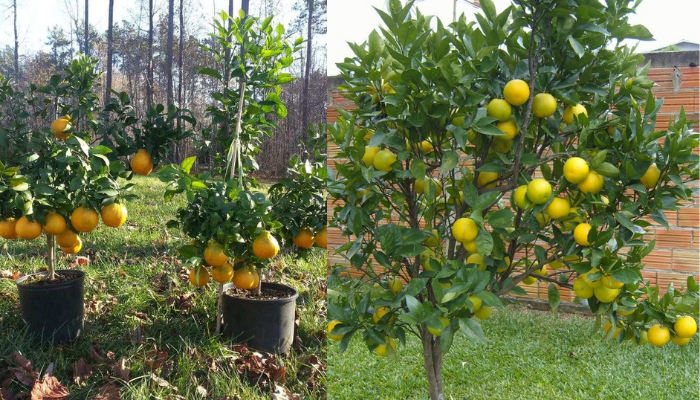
[
  {"left": 13, "top": 0, "right": 19, "bottom": 80},
  {"left": 421, "top": 330, "right": 445, "bottom": 400},
  {"left": 301, "top": 0, "right": 314, "bottom": 133},
  {"left": 177, "top": 0, "right": 184, "bottom": 162},
  {"left": 105, "top": 0, "right": 114, "bottom": 104},
  {"left": 84, "top": 0, "right": 89, "bottom": 54},
  {"left": 147, "top": 0, "right": 154, "bottom": 109},
  {"left": 166, "top": 0, "right": 174, "bottom": 108}
]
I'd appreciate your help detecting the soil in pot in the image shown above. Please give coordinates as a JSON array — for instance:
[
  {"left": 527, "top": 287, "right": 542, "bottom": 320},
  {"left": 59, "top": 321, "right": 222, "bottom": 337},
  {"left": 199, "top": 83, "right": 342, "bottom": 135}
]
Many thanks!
[
  {"left": 221, "top": 282, "right": 298, "bottom": 354},
  {"left": 16, "top": 270, "right": 85, "bottom": 344}
]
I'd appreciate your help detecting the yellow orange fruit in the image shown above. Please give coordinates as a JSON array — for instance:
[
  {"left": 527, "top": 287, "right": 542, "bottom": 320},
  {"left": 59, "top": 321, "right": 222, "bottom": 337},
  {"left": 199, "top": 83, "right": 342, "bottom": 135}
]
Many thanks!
[
  {"left": 387, "top": 276, "right": 403, "bottom": 294},
  {"left": 131, "top": 149, "right": 154, "bottom": 176},
  {"left": 211, "top": 262, "right": 234, "bottom": 283},
  {"left": 293, "top": 227, "right": 315, "bottom": 249},
  {"left": 427, "top": 317, "right": 450, "bottom": 336},
  {"left": 233, "top": 266, "right": 260, "bottom": 290},
  {"left": 466, "top": 253, "right": 486, "bottom": 271},
  {"left": 373, "top": 150, "right": 397, "bottom": 172},
  {"left": 0, "top": 219, "right": 18, "bottom": 239},
  {"left": 252, "top": 230, "right": 280, "bottom": 259},
  {"left": 373, "top": 306, "right": 393, "bottom": 324},
  {"left": 204, "top": 241, "right": 228, "bottom": 267},
  {"left": 546, "top": 197, "right": 570, "bottom": 220},
  {"left": 475, "top": 305, "right": 492, "bottom": 319},
  {"left": 640, "top": 163, "right": 661, "bottom": 189},
  {"left": 101, "top": 203, "right": 128, "bottom": 228},
  {"left": 57, "top": 229, "right": 79, "bottom": 247},
  {"left": 573, "top": 277, "right": 594, "bottom": 299},
  {"left": 314, "top": 227, "right": 327, "bottom": 248},
  {"left": 526, "top": 179, "right": 552, "bottom": 204},
  {"left": 477, "top": 171, "right": 499, "bottom": 189},
  {"left": 15, "top": 216, "right": 42, "bottom": 240},
  {"left": 375, "top": 337, "right": 396, "bottom": 357},
  {"left": 189, "top": 267, "right": 210, "bottom": 287},
  {"left": 50, "top": 116, "right": 71, "bottom": 140},
  {"left": 503, "top": 79, "right": 530, "bottom": 106},
  {"left": 452, "top": 218, "right": 478, "bottom": 243},
  {"left": 563, "top": 157, "right": 590, "bottom": 184},
  {"left": 71, "top": 207, "right": 99, "bottom": 232},
  {"left": 601, "top": 275, "right": 624, "bottom": 289},
  {"left": 43, "top": 212, "right": 67, "bottom": 235},
  {"left": 496, "top": 118, "right": 518, "bottom": 139},
  {"left": 574, "top": 223, "right": 593, "bottom": 246},
  {"left": 61, "top": 236, "right": 83, "bottom": 254},
  {"left": 674, "top": 316, "right": 697, "bottom": 338},
  {"left": 647, "top": 324, "right": 670, "bottom": 347},
  {"left": 594, "top": 285, "right": 619, "bottom": 303},
  {"left": 671, "top": 335, "right": 691, "bottom": 345},
  {"left": 361, "top": 146, "right": 379, "bottom": 167},
  {"left": 327, "top": 320, "right": 344, "bottom": 341},
  {"left": 487, "top": 99, "right": 512, "bottom": 121},
  {"left": 532, "top": 93, "right": 557, "bottom": 118},
  {"left": 578, "top": 171, "right": 604, "bottom": 195},
  {"left": 512, "top": 185, "right": 529, "bottom": 210},
  {"left": 563, "top": 104, "right": 588, "bottom": 125}
]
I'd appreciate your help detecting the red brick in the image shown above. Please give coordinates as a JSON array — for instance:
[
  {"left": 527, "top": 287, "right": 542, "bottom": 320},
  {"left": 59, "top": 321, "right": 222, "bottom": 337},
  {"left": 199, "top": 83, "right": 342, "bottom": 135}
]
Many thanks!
[
  {"left": 658, "top": 272, "right": 694, "bottom": 293},
  {"left": 678, "top": 207, "right": 699, "bottom": 228},
  {"left": 654, "top": 228, "right": 693, "bottom": 250},
  {"left": 642, "top": 249, "right": 674, "bottom": 270},
  {"left": 672, "top": 250, "right": 700, "bottom": 272}
]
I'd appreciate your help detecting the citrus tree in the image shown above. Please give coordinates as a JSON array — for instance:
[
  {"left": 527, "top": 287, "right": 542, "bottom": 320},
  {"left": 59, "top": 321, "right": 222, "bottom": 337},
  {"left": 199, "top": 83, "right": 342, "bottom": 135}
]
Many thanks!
[
  {"left": 0, "top": 61, "right": 135, "bottom": 281},
  {"left": 157, "top": 11, "right": 301, "bottom": 292},
  {"left": 269, "top": 124, "right": 328, "bottom": 251},
  {"left": 326, "top": 1, "right": 699, "bottom": 398}
]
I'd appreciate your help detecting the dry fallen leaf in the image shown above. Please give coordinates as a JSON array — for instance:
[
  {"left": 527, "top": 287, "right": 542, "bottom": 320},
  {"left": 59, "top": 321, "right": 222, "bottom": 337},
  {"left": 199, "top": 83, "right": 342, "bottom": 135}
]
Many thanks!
[
  {"left": 91, "top": 384, "right": 121, "bottom": 400},
  {"left": 270, "top": 384, "right": 300, "bottom": 400},
  {"left": 30, "top": 375, "right": 70, "bottom": 400},
  {"left": 72, "top": 359, "right": 94, "bottom": 386},
  {"left": 112, "top": 357, "right": 130, "bottom": 381}
]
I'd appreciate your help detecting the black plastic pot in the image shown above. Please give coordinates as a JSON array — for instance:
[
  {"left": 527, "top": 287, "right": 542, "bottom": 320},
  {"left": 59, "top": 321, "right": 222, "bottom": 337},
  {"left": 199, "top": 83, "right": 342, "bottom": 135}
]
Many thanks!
[
  {"left": 221, "top": 282, "right": 298, "bottom": 354},
  {"left": 15, "top": 270, "right": 85, "bottom": 344}
]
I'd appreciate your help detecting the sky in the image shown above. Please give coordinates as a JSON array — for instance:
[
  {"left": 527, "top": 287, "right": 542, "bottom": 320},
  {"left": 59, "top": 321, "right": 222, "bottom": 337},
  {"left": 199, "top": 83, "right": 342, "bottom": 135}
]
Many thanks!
[
  {"left": 327, "top": 0, "right": 700, "bottom": 75},
  {"left": 0, "top": 0, "right": 310, "bottom": 54}
]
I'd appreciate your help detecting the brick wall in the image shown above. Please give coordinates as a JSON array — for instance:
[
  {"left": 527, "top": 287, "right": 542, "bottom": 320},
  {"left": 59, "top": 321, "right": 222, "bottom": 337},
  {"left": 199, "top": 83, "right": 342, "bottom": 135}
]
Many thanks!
[{"left": 326, "top": 65, "right": 700, "bottom": 299}]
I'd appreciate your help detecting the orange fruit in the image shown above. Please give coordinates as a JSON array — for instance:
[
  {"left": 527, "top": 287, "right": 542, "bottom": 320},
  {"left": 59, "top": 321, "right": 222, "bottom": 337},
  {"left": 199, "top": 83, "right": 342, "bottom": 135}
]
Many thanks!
[
  {"left": 487, "top": 99, "right": 512, "bottom": 121},
  {"left": 526, "top": 179, "right": 552, "bottom": 204},
  {"left": 252, "top": 230, "right": 280, "bottom": 259},
  {"left": 578, "top": 171, "right": 604, "bottom": 195},
  {"left": 61, "top": 236, "right": 83, "bottom": 254},
  {"left": 563, "top": 157, "right": 589, "bottom": 184},
  {"left": 361, "top": 146, "right": 379, "bottom": 167},
  {"left": 189, "top": 267, "right": 210, "bottom": 287},
  {"left": 532, "top": 93, "right": 556, "bottom": 118},
  {"left": 0, "top": 219, "right": 18, "bottom": 239},
  {"left": 647, "top": 324, "right": 670, "bottom": 347},
  {"left": 314, "top": 227, "right": 327, "bottom": 248},
  {"left": 131, "top": 149, "right": 154, "bottom": 175},
  {"left": 57, "top": 229, "right": 79, "bottom": 247},
  {"left": 293, "top": 227, "right": 315, "bottom": 249},
  {"left": 563, "top": 104, "right": 588, "bottom": 125},
  {"left": 43, "top": 212, "right": 67, "bottom": 235},
  {"left": 640, "top": 163, "right": 661, "bottom": 189},
  {"left": 15, "top": 216, "right": 42, "bottom": 240},
  {"left": 503, "top": 79, "right": 530, "bottom": 106},
  {"left": 375, "top": 337, "right": 396, "bottom": 357},
  {"left": 211, "top": 262, "right": 234, "bottom": 284},
  {"left": 50, "top": 116, "right": 71, "bottom": 140},
  {"left": 373, "top": 306, "right": 393, "bottom": 324},
  {"left": 233, "top": 266, "right": 259, "bottom": 290},
  {"left": 101, "top": 203, "right": 128, "bottom": 228},
  {"left": 204, "top": 241, "right": 228, "bottom": 267},
  {"left": 373, "top": 149, "right": 397, "bottom": 172},
  {"left": 574, "top": 223, "right": 593, "bottom": 246},
  {"left": 477, "top": 171, "right": 499, "bottom": 189},
  {"left": 71, "top": 207, "right": 99, "bottom": 232},
  {"left": 327, "top": 320, "right": 345, "bottom": 341},
  {"left": 496, "top": 118, "right": 518, "bottom": 139},
  {"left": 674, "top": 316, "right": 697, "bottom": 338},
  {"left": 546, "top": 197, "right": 570, "bottom": 220},
  {"left": 452, "top": 218, "right": 478, "bottom": 243}
]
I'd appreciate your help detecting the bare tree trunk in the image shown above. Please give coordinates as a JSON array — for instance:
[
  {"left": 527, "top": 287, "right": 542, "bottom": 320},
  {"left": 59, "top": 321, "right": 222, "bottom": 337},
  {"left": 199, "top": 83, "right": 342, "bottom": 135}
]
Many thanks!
[
  {"left": 13, "top": 0, "right": 19, "bottom": 80},
  {"left": 105, "top": 0, "right": 114, "bottom": 104},
  {"left": 421, "top": 330, "right": 445, "bottom": 400},
  {"left": 301, "top": 0, "right": 314, "bottom": 132},
  {"left": 147, "top": 0, "right": 154, "bottom": 109},
  {"left": 84, "top": 0, "right": 88, "bottom": 54},
  {"left": 176, "top": 0, "right": 184, "bottom": 162},
  {"left": 166, "top": 0, "right": 174, "bottom": 107}
]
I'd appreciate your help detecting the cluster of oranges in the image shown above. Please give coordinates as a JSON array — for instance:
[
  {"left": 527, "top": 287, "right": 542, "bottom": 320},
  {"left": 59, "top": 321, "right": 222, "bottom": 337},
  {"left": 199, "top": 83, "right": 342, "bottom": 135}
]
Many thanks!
[
  {"left": 292, "top": 226, "right": 328, "bottom": 249},
  {"left": 0, "top": 204, "right": 127, "bottom": 254}
]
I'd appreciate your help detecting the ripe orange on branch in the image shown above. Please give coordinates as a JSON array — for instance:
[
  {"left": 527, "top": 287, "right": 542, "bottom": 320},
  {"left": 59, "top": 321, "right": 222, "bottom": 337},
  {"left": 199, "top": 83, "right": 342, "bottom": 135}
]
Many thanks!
[
  {"left": 101, "top": 203, "right": 128, "bottom": 228},
  {"left": 15, "top": 216, "right": 42, "bottom": 240},
  {"left": 50, "top": 116, "right": 72, "bottom": 140},
  {"left": 131, "top": 149, "right": 154, "bottom": 176},
  {"left": 43, "top": 212, "right": 67, "bottom": 235},
  {"left": 71, "top": 206, "right": 99, "bottom": 232},
  {"left": 293, "top": 227, "right": 315, "bottom": 249},
  {"left": 0, "top": 219, "right": 17, "bottom": 239},
  {"left": 252, "top": 230, "right": 280, "bottom": 259},
  {"left": 503, "top": 79, "right": 530, "bottom": 106}
]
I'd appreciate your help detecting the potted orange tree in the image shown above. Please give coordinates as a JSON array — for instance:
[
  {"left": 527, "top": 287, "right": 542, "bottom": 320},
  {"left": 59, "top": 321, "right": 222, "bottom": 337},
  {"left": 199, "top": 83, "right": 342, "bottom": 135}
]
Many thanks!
[
  {"left": 158, "top": 10, "right": 303, "bottom": 354},
  {"left": 0, "top": 57, "right": 134, "bottom": 343}
]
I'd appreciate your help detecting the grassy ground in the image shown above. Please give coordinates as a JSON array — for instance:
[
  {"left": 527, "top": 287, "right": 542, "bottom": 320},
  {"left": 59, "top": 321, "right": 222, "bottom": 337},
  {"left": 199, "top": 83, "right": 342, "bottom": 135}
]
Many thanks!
[
  {"left": 0, "top": 176, "right": 326, "bottom": 399},
  {"left": 328, "top": 304, "right": 699, "bottom": 400}
]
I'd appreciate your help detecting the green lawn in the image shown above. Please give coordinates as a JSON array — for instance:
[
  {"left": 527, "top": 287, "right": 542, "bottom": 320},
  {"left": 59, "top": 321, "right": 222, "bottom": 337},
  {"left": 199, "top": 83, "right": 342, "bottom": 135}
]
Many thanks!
[
  {"left": 328, "top": 304, "right": 699, "bottom": 400},
  {"left": 0, "top": 176, "right": 326, "bottom": 399}
]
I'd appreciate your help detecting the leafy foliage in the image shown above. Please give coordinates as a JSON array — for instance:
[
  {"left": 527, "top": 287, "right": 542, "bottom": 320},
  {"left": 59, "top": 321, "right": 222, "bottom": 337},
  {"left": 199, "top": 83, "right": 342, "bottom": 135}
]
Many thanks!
[{"left": 326, "top": 0, "right": 699, "bottom": 383}]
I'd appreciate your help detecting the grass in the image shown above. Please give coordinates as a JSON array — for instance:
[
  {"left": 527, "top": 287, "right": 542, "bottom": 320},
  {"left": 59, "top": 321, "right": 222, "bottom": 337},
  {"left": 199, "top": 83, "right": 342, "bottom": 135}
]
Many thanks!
[
  {"left": 328, "top": 304, "right": 699, "bottom": 400},
  {"left": 0, "top": 176, "right": 327, "bottom": 399}
]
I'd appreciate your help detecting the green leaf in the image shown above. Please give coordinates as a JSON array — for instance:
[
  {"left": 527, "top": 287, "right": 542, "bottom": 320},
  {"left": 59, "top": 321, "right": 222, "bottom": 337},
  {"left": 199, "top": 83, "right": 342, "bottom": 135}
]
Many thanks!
[
  {"left": 614, "top": 212, "right": 646, "bottom": 235},
  {"left": 476, "top": 291, "right": 503, "bottom": 307},
  {"left": 548, "top": 283, "right": 561, "bottom": 311},
  {"left": 198, "top": 67, "right": 223, "bottom": 80},
  {"left": 567, "top": 35, "right": 584, "bottom": 58},
  {"left": 458, "top": 317, "right": 486, "bottom": 345},
  {"left": 441, "top": 151, "right": 459, "bottom": 173},
  {"left": 487, "top": 209, "right": 514, "bottom": 228},
  {"left": 180, "top": 156, "right": 197, "bottom": 174},
  {"left": 611, "top": 269, "right": 641, "bottom": 284},
  {"left": 594, "top": 162, "right": 620, "bottom": 178},
  {"left": 410, "top": 159, "right": 426, "bottom": 179},
  {"left": 475, "top": 229, "right": 494, "bottom": 255}
]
